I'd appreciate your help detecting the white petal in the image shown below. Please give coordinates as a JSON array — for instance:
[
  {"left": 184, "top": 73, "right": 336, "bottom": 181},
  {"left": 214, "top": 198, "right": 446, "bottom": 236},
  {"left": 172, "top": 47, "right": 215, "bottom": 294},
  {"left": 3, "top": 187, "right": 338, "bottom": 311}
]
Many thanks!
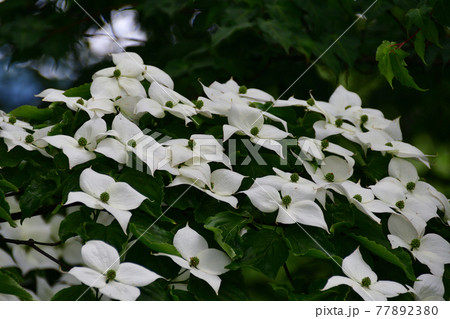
[
  {"left": 241, "top": 184, "right": 281, "bottom": 213},
  {"left": 387, "top": 214, "right": 419, "bottom": 244},
  {"left": 118, "top": 77, "right": 146, "bottom": 97},
  {"left": 278, "top": 201, "right": 328, "bottom": 231},
  {"left": 90, "top": 77, "right": 123, "bottom": 99},
  {"left": 197, "top": 248, "right": 231, "bottom": 275},
  {"left": 371, "top": 280, "right": 407, "bottom": 298},
  {"left": 322, "top": 275, "right": 355, "bottom": 291},
  {"left": 42, "top": 135, "right": 78, "bottom": 149},
  {"left": 179, "top": 162, "right": 211, "bottom": 188},
  {"left": 116, "top": 263, "right": 161, "bottom": 286},
  {"left": 75, "top": 118, "right": 107, "bottom": 148},
  {"left": 144, "top": 65, "right": 174, "bottom": 89},
  {"left": 320, "top": 155, "right": 353, "bottom": 182},
  {"left": 81, "top": 240, "right": 120, "bottom": 273},
  {"left": 174, "top": 225, "right": 209, "bottom": 260},
  {"left": 370, "top": 177, "right": 406, "bottom": 206},
  {"left": 228, "top": 103, "right": 263, "bottom": 134},
  {"left": 111, "top": 113, "right": 142, "bottom": 142},
  {"left": 112, "top": 52, "right": 144, "bottom": 66},
  {"left": 135, "top": 98, "right": 165, "bottom": 118},
  {"left": 211, "top": 169, "right": 245, "bottom": 196},
  {"left": 62, "top": 145, "right": 96, "bottom": 169},
  {"left": 329, "top": 85, "right": 361, "bottom": 109},
  {"left": 342, "top": 247, "right": 377, "bottom": 283},
  {"left": 95, "top": 138, "right": 128, "bottom": 164},
  {"left": 251, "top": 137, "right": 285, "bottom": 158},
  {"left": 387, "top": 234, "right": 410, "bottom": 250},
  {"left": 222, "top": 124, "right": 242, "bottom": 142},
  {"left": 107, "top": 182, "right": 146, "bottom": 210},
  {"left": 388, "top": 158, "right": 419, "bottom": 185},
  {"left": 190, "top": 268, "right": 222, "bottom": 295},
  {"left": 413, "top": 274, "right": 445, "bottom": 301},
  {"left": 415, "top": 234, "right": 450, "bottom": 276},
  {"left": 242, "top": 88, "right": 274, "bottom": 102},
  {"left": 80, "top": 168, "right": 115, "bottom": 198},
  {"left": 156, "top": 253, "right": 190, "bottom": 269},
  {"left": 99, "top": 204, "right": 132, "bottom": 234},
  {"left": 65, "top": 192, "right": 103, "bottom": 210},
  {"left": 204, "top": 191, "right": 239, "bottom": 208},
  {"left": 68, "top": 267, "right": 106, "bottom": 288},
  {"left": 99, "top": 281, "right": 141, "bottom": 301},
  {"left": 281, "top": 183, "right": 316, "bottom": 202},
  {"left": 258, "top": 124, "right": 291, "bottom": 140}
]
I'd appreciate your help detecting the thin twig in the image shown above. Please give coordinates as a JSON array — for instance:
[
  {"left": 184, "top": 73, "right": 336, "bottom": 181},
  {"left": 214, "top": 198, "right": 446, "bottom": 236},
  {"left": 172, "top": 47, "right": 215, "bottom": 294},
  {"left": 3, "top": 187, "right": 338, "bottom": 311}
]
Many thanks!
[
  {"left": 283, "top": 263, "right": 295, "bottom": 288},
  {"left": 0, "top": 237, "right": 69, "bottom": 270}
]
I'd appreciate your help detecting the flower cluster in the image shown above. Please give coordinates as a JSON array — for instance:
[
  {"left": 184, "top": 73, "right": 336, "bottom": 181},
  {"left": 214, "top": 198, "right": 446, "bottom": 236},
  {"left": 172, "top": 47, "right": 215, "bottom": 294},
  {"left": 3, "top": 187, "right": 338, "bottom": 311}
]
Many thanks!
[{"left": 0, "top": 52, "right": 448, "bottom": 301}]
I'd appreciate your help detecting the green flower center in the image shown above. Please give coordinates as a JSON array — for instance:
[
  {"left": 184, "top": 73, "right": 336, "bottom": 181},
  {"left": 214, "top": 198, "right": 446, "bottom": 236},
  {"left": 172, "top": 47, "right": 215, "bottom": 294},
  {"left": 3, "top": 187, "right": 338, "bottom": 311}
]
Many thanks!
[
  {"left": 238, "top": 85, "right": 247, "bottom": 94},
  {"left": 395, "top": 200, "right": 405, "bottom": 210},
  {"left": 194, "top": 100, "right": 204, "bottom": 109},
  {"left": 335, "top": 118, "right": 343, "bottom": 128},
  {"left": 165, "top": 101, "right": 174, "bottom": 108},
  {"left": 410, "top": 238, "right": 421, "bottom": 250},
  {"left": 8, "top": 116, "right": 16, "bottom": 124},
  {"left": 190, "top": 256, "right": 200, "bottom": 268},
  {"left": 290, "top": 173, "right": 299, "bottom": 183},
  {"left": 78, "top": 137, "right": 88, "bottom": 147},
  {"left": 187, "top": 139, "right": 195, "bottom": 150},
  {"left": 282, "top": 195, "right": 292, "bottom": 207},
  {"left": 106, "top": 269, "right": 116, "bottom": 282},
  {"left": 385, "top": 142, "right": 393, "bottom": 147},
  {"left": 406, "top": 182, "right": 416, "bottom": 191},
  {"left": 353, "top": 194, "right": 362, "bottom": 202},
  {"left": 100, "top": 192, "right": 110, "bottom": 203},
  {"left": 113, "top": 69, "right": 121, "bottom": 78},
  {"left": 325, "top": 173, "right": 334, "bottom": 182},
  {"left": 307, "top": 98, "right": 315, "bottom": 106},
  {"left": 360, "top": 114, "right": 368, "bottom": 123},
  {"left": 250, "top": 127, "right": 259, "bottom": 136},
  {"left": 76, "top": 98, "right": 84, "bottom": 105},
  {"left": 25, "top": 134, "right": 34, "bottom": 144},
  {"left": 361, "top": 277, "right": 371, "bottom": 287},
  {"left": 127, "top": 139, "right": 137, "bottom": 148},
  {"left": 321, "top": 139, "right": 329, "bottom": 149}
]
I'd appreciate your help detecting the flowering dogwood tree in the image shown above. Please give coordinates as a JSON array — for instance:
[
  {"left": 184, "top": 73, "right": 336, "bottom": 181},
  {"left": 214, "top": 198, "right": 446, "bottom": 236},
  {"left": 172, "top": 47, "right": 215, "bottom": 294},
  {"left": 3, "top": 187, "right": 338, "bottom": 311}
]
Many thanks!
[{"left": 0, "top": 52, "right": 448, "bottom": 301}]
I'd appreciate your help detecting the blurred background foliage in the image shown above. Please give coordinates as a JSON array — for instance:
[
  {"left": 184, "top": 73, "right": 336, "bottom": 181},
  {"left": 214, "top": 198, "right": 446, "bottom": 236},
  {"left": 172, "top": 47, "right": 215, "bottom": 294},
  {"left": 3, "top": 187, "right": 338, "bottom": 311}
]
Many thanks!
[{"left": 0, "top": 0, "right": 449, "bottom": 193}]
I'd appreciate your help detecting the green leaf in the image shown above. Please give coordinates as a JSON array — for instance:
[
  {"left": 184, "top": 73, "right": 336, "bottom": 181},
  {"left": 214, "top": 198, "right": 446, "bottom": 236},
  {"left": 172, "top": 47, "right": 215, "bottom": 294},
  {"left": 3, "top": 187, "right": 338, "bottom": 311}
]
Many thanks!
[
  {"left": 84, "top": 222, "right": 127, "bottom": 252},
  {"left": 129, "top": 212, "right": 179, "bottom": 255},
  {"left": 58, "top": 209, "right": 91, "bottom": 242},
  {"left": 63, "top": 83, "right": 91, "bottom": 99},
  {"left": 350, "top": 234, "right": 416, "bottom": 281},
  {"left": 51, "top": 285, "right": 96, "bottom": 301},
  {"left": 406, "top": 7, "right": 440, "bottom": 46},
  {"left": 0, "top": 206, "right": 16, "bottom": 227},
  {"left": 233, "top": 229, "right": 289, "bottom": 279},
  {"left": 0, "top": 175, "right": 19, "bottom": 192},
  {"left": 204, "top": 211, "right": 250, "bottom": 258},
  {"left": 9, "top": 105, "right": 53, "bottom": 121},
  {"left": 414, "top": 30, "right": 427, "bottom": 65},
  {"left": 0, "top": 270, "right": 33, "bottom": 300},
  {"left": 19, "top": 178, "right": 56, "bottom": 220},
  {"left": 376, "top": 41, "right": 395, "bottom": 88},
  {"left": 284, "top": 225, "right": 338, "bottom": 261},
  {"left": 211, "top": 22, "right": 253, "bottom": 46}
]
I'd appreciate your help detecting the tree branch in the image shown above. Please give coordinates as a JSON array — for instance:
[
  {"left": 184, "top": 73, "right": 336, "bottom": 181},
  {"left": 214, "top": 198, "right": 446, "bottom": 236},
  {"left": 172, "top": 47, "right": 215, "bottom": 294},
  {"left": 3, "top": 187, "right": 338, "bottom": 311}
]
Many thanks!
[{"left": 0, "top": 237, "right": 69, "bottom": 271}]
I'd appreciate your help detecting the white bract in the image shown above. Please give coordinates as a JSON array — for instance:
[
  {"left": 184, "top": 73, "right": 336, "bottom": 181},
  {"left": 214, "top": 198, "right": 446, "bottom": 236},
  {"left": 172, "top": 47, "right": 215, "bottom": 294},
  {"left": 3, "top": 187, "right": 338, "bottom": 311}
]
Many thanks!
[
  {"left": 69, "top": 240, "right": 161, "bottom": 301},
  {"left": 157, "top": 225, "right": 231, "bottom": 294},
  {"left": 223, "top": 102, "right": 291, "bottom": 158},
  {"left": 387, "top": 214, "right": 450, "bottom": 276},
  {"left": 243, "top": 182, "right": 328, "bottom": 231},
  {"left": 410, "top": 274, "right": 445, "bottom": 301},
  {"left": 168, "top": 168, "right": 245, "bottom": 208},
  {"left": 43, "top": 118, "right": 107, "bottom": 168},
  {"left": 322, "top": 247, "right": 407, "bottom": 301},
  {"left": 0, "top": 124, "right": 52, "bottom": 157},
  {"left": 65, "top": 168, "right": 147, "bottom": 233}
]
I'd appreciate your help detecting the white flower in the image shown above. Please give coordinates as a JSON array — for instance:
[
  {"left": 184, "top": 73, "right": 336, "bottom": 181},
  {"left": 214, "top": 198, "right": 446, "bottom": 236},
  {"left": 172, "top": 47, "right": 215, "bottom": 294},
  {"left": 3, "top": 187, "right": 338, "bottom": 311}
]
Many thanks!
[
  {"left": 242, "top": 182, "right": 328, "bottom": 231},
  {"left": 91, "top": 52, "right": 147, "bottom": 99},
  {"left": 322, "top": 247, "right": 407, "bottom": 301},
  {"left": 0, "top": 124, "right": 53, "bottom": 157},
  {"left": 163, "top": 134, "right": 231, "bottom": 168},
  {"left": 223, "top": 101, "right": 291, "bottom": 158},
  {"left": 36, "top": 88, "right": 85, "bottom": 112},
  {"left": 65, "top": 168, "right": 147, "bottom": 233},
  {"left": 95, "top": 113, "right": 171, "bottom": 175},
  {"left": 205, "top": 78, "right": 275, "bottom": 103},
  {"left": 69, "top": 240, "right": 161, "bottom": 301},
  {"left": 300, "top": 155, "right": 354, "bottom": 187},
  {"left": 42, "top": 118, "right": 107, "bottom": 168},
  {"left": 142, "top": 64, "right": 174, "bottom": 89},
  {"left": 136, "top": 82, "right": 197, "bottom": 125},
  {"left": 370, "top": 177, "right": 438, "bottom": 231},
  {"left": 298, "top": 136, "right": 355, "bottom": 166},
  {"left": 410, "top": 274, "right": 445, "bottom": 301},
  {"left": 169, "top": 168, "right": 245, "bottom": 208},
  {"left": 0, "top": 110, "right": 32, "bottom": 129},
  {"left": 335, "top": 180, "right": 394, "bottom": 223},
  {"left": 387, "top": 214, "right": 450, "bottom": 276},
  {"left": 157, "top": 224, "right": 231, "bottom": 294}
]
